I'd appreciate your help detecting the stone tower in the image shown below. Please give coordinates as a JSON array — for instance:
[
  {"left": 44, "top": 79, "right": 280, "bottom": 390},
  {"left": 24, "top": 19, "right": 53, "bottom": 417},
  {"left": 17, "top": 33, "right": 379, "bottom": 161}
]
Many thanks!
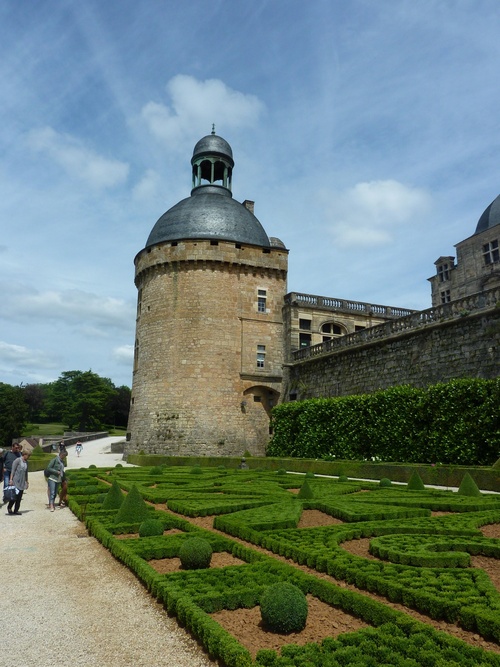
[{"left": 126, "top": 130, "right": 288, "bottom": 456}]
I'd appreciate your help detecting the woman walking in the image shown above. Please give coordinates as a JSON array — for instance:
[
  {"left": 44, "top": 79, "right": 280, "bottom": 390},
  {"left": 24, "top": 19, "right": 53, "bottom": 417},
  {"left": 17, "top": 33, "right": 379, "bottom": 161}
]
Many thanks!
[
  {"left": 7, "top": 450, "right": 30, "bottom": 515},
  {"left": 46, "top": 450, "right": 66, "bottom": 512}
]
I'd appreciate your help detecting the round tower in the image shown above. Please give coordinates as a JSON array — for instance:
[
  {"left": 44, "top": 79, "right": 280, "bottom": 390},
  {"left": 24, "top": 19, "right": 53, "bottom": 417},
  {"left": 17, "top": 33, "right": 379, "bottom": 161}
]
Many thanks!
[{"left": 126, "top": 130, "right": 288, "bottom": 457}]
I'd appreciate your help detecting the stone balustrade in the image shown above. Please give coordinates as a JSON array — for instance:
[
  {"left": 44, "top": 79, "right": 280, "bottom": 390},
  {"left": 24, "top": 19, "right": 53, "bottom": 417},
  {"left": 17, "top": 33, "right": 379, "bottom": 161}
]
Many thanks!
[{"left": 291, "top": 287, "right": 500, "bottom": 363}]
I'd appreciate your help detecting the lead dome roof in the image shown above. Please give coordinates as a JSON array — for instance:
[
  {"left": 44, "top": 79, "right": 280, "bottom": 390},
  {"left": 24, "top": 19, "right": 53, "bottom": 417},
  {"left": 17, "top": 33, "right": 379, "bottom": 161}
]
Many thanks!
[
  {"left": 145, "top": 132, "right": 271, "bottom": 248},
  {"left": 475, "top": 194, "right": 500, "bottom": 235}
]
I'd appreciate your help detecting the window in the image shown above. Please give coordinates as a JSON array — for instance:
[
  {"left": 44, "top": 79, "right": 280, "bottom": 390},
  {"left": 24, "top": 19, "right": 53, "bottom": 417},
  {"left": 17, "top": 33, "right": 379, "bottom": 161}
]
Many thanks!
[
  {"left": 137, "top": 289, "right": 142, "bottom": 318},
  {"left": 256, "top": 344, "right": 266, "bottom": 368},
  {"left": 437, "top": 263, "right": 450, "bottom": 282},
  {"left": 321, "top": 322, "right": 342, "bottom": 336},
  {"left": 299, "top": 318, "right": 311, "bottom": 330},
  {"left": 440, "top": 290, "right": 451, "bottom": 304},
  {"left": 354, "top": 325, "right": 366, "bottom": 332},
  {"left": 483, "top": 240, "right": 499, "bottom": 265},
  {"left": 257, "top": 289, "right": 267, "bottom": 313},
  {"left": 299, "top": 333, "right": 311, "bottom": 347}
]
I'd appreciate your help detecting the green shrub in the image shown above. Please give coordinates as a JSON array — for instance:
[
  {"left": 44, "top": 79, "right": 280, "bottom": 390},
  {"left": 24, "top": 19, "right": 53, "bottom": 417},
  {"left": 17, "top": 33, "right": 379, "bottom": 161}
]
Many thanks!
[
  {"left": 102, "top": 480, "right": 125, "bottom": 510},
  {"left": 457, "top": 473, "right": 481, "bottom": 497},
  {"left": 407, "top": 471, "right": 425, "bottom": 490},
  {"left": 190, "top": 465, "right": 203, "bottom": 475},
  {"left": 338, "top": 475, "right": 349, "bottom": 482},
  {"left": 149, "top": 466, "right": 164, "bottom": 476},
  {"left": 379, "top": 478, "right": 392, "bottom": 487},
  {"left": 115, "top": 463, "right": 123, "bottom": 468},
  {"left": 89, "top": 464, "right": 97, "bottom": 469},
  {"left": 305, "top": 471, "right": 315, "bottom": 478},
  {"left": 276, "top": 468, "right": 287, "bottom": 476},
  {"left": 114, "top": 485, "right": 150, "bottom": 524},
  {"left": 179, "top": 537, "right": 213, "bottom": 569},
  {"left": 260, "top": 582, "right": 308, "bottom": 634},
  {"left": 30, "top": 445, "right": 45, "bottom": 457},
  {"left": 298, "top": 479, "right": 314, "bottom": 499},
  {"left": 139, "top": 519, "right": 164, "bottom": 537}
]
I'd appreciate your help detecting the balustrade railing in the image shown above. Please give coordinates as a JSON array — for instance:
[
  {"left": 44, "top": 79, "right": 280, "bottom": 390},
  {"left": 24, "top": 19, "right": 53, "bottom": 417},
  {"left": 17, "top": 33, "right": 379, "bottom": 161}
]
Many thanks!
[
  {"left": 291, "top": 287, "right": 500, "bottom": 362},
  {"left": 285, "top": 292, "right": 416, "bottom": 318}
]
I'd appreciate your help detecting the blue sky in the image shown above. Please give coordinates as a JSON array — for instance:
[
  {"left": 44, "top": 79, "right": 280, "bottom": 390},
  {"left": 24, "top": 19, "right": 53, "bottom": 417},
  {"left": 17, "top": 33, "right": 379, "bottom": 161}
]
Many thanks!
[{"left": 1, "top": 0, "right": 500, "bottom": 389}]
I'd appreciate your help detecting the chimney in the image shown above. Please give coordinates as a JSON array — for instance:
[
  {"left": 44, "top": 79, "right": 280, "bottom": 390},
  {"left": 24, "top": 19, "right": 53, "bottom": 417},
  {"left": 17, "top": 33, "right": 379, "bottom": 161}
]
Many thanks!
[{"left": 242, "top": 200, "right": 255, "bottom": 214}]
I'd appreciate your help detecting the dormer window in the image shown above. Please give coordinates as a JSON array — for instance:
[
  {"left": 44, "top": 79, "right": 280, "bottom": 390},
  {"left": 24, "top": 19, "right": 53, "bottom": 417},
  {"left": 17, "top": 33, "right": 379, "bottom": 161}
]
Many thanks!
[{"left": 437, "top": 263, "right": 450, "bottom": 282}]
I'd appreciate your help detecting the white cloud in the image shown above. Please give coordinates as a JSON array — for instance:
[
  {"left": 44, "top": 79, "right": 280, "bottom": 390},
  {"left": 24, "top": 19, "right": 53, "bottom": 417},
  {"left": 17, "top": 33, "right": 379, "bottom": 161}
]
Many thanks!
[
  {"left": 141, "top": 74, "right": 265, "bottom": 147},
  {"left": 132, "top": 169, "right": 162, "bottom": 200},
  {"left": 1, "top": 283, "right": 135, "bottom": 331},
  {"left": 0, "top": 340, "right": 60, "bottom": 370},
  {"left": 325, "top": 180, "right": 432, "bottom": 247},
  {"left": 112, "top": 344, "right": 134, "bottom": 364},
  {"left": 26, "top": 126, "right": 129, "bottom": 189}
]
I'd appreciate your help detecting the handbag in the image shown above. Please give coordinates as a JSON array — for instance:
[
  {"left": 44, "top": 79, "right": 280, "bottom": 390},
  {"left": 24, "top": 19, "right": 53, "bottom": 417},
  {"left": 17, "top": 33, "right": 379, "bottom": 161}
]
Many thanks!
[
  {"left": 3, "top": 486, "right": 17, "bottom": 502},
  {"left": 44, "top": 468, "right": 51, "bottom": 478}
]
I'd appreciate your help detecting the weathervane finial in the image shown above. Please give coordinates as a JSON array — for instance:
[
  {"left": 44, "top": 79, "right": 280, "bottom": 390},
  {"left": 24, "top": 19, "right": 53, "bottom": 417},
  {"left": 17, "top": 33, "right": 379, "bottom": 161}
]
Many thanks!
[{"left": 211, "top": 123, "right": 216, "bottom": 135}]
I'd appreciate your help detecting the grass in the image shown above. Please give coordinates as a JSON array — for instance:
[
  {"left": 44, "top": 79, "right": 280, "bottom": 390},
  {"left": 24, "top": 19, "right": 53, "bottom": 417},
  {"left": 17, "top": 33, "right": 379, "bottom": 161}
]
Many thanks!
[{"left": 21, "top": 423, "right": 127, "bottom": 437}]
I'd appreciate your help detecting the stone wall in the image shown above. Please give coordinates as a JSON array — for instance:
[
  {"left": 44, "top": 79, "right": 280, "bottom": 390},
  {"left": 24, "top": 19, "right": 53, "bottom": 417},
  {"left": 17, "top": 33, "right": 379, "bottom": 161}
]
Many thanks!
[{"left": 283, "top": 299, "right": 500, "bottom": 400}]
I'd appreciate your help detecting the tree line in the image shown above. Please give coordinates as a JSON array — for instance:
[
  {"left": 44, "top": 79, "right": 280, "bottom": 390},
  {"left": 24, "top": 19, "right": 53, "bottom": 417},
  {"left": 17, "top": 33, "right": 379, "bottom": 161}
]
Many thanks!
[{"left": 0, "top": 370, "right": 131, "bottom": 448}]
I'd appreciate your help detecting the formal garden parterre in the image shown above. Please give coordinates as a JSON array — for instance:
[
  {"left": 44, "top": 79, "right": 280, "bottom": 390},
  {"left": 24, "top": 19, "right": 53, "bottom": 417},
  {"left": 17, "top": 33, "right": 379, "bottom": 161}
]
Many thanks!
[{"left": 66, "top": 464, "right": 500, "bottom": 666}]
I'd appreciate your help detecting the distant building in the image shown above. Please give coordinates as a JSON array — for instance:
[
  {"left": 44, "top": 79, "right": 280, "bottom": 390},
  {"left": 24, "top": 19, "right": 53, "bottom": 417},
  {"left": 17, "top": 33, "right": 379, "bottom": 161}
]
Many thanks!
[
  {"left": 127, "top": 132, "right": 499, "bottom": 457},
  {"left": 429, "top": 195, "right": 500, "bottom": 305}
]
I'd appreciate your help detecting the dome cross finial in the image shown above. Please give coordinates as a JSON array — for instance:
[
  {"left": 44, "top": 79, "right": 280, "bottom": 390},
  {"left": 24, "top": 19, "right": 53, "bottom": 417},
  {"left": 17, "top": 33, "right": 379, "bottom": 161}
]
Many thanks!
[{"left": 211, "top": 123, "right": 216, "bottom": 135}]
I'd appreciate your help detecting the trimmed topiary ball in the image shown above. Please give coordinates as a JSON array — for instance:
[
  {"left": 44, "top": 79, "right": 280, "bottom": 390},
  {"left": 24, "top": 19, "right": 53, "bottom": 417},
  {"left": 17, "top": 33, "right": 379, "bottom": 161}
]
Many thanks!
[
  {"left": 139, "top": 518, "right": 164, "bottom": 537},
  {"left": 379, "top": 478, "right": 392, "bottom": 488},
  {"left": 179, "top": 537, "right": 212, "bottom": 570},
  {"left": 338, "top": 475, "right": 349, "bottom": 483},
  {"left": 190, "top": 465, "right": 203, "bottom": 475},
  {"left": 149, "top": 466, "right": 164, "bottom": 476},
  {"left": 102, "top": 480, "right": 125, "bottom": 510},
  {"left": 260, "top": 582, "right": 308, "bottom": 634},
  {"left": 305, "top": 471, "right": 315, "bottom": 479}
]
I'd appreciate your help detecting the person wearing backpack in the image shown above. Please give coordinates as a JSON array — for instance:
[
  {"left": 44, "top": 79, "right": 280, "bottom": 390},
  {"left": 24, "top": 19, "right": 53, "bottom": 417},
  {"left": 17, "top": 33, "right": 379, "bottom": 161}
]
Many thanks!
[{"left": 46, "top": 450, "right": 66, "bottom": 512}]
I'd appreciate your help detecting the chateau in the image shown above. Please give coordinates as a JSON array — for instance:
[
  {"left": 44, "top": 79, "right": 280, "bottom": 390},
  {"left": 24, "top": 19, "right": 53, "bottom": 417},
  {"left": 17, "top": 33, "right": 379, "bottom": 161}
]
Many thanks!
[{"left": 126, "top": 131, "right": 500, "bottom": 456}]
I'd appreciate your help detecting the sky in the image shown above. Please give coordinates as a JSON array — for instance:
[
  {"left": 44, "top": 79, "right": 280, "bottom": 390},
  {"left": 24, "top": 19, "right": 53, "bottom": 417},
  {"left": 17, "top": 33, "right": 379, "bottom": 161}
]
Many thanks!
[{"left": 1, "top": 0, "right": 500, "bottom": 389}]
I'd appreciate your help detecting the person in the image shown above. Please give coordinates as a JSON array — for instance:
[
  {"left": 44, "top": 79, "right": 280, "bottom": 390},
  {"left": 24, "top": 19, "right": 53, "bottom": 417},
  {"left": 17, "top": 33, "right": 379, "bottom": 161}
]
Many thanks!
[
  {"left": 46, "top": 450, "right": 66, "bottom": 512},
  {"left": 58, "top": 471, "right": 68, "bottom": 508},
  {"left": 75, "top": 441, "right": 83, "bottom": 457},
  {"left": 2, "top": 443, "right": 21, "bottom": 502},
  {"left": 7, "top": 450, "right": 30, "bottom": 515}
]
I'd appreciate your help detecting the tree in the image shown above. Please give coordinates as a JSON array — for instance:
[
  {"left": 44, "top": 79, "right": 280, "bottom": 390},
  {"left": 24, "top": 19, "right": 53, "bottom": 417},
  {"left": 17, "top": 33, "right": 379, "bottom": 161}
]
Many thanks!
[
  {"left": 23, "top": 383, "right": 46, "bottom": 422},
  {"left": 0, "top": 383, "right": 28, "bottom": 447},
  {"left": 47, "top": 370, "right": 115, "bottom": 431},
  {"left": 106, "top": 385, "right": 131, "bottom": 428}
]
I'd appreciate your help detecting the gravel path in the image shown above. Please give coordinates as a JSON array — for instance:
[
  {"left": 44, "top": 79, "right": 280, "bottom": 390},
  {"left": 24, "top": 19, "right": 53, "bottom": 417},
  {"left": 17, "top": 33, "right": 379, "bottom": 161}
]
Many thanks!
[{"left": 1, "top": 437, "right": 216, "bottom": 667}]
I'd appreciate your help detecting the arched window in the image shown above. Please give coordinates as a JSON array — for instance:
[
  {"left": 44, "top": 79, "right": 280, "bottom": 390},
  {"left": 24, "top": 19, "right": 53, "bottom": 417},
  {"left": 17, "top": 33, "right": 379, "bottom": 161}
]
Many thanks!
[{"left": 321, "top": 322, "right": 345, "bottom": 342}]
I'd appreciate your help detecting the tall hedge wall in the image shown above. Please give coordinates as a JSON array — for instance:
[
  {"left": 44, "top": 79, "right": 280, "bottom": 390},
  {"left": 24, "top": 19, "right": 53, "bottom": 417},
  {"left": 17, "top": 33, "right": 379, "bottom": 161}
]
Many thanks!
[{"left": 267, "top": 379, "right": 500, "bottom": 466}]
